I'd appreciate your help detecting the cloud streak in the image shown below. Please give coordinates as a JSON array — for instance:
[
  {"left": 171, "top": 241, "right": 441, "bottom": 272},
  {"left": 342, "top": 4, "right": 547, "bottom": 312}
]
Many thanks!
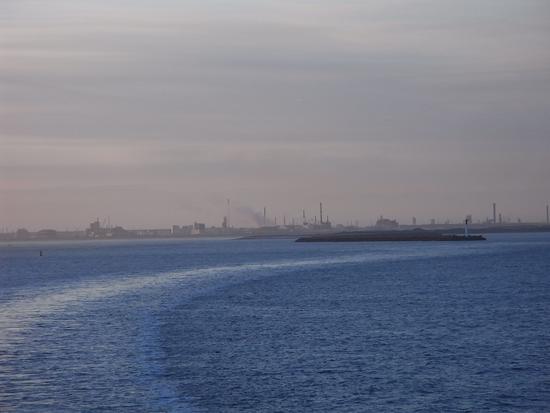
[{"left": 1, "top": 0, "right": 550, "bottom": 229}]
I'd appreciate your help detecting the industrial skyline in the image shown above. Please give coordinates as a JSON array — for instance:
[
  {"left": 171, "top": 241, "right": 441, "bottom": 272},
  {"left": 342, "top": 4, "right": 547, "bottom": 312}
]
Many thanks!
[{"left": 2, "top": 200, "right": 549, "bottom": 235}]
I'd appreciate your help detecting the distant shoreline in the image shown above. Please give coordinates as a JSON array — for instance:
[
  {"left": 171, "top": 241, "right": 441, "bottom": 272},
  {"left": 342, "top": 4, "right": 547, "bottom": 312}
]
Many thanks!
[{"left": 2, "top": 224, "right": 549, "bottom": 243}]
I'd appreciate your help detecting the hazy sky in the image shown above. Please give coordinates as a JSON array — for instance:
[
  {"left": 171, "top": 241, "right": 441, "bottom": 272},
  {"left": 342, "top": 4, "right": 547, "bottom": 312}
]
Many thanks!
[{"left": 2, "top": 0, "right": 550, "bottom": 229}]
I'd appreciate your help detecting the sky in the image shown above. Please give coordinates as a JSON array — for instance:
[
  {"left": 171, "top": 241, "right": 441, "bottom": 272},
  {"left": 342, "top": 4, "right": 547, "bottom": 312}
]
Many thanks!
[{"left": 1, "top": 0, "right": 550, "bottom": 230}]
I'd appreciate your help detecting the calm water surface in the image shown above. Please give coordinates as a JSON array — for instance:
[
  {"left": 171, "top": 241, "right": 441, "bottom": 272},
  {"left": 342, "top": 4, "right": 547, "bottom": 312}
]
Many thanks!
[{"left": 0, "top": 234, "right": 549, "bottom": 412}]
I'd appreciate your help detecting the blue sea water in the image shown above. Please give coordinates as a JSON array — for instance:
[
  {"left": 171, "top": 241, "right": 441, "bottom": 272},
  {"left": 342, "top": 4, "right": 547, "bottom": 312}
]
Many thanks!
[{"left": 0, "top": 234, "right": 549, "bottom": 412}]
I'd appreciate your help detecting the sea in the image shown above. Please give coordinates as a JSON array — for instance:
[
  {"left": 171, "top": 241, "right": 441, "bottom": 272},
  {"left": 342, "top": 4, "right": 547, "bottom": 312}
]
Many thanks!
[{"left": 0, "top": 233, "right": 549, "bottom": 412}]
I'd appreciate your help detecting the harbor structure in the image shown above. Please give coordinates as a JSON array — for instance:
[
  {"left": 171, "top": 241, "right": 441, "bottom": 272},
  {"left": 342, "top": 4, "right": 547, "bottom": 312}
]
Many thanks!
[
  {"left": 296, "top": 229, "right": 485, "bottom": 242},
  {"left": 375, "top": 216, "right": 399, "bottom": 230},
  {"left": 191, "top": 222, "right": 206, "bottom": 235}
]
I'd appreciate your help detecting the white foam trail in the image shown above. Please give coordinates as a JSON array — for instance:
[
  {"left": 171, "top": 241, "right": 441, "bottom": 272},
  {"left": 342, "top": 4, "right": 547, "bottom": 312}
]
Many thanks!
[
  {"left": 0, "top": 254, "right": 368, "bottom": 344},
  {"left": 0, "top": 246, "right": 487, "bottom": 348},
  {"left": 0, "top": 253, "right": 385, "bottom": 412},
  {"left": 0, "top": 244, "right": 496, "bottom": 412}
]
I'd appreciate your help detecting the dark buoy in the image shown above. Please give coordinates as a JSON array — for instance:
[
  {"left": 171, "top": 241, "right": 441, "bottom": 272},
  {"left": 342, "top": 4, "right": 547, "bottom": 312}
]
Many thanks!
[{"left": 39, "top": 250, "right": 43, "bottom": 257}]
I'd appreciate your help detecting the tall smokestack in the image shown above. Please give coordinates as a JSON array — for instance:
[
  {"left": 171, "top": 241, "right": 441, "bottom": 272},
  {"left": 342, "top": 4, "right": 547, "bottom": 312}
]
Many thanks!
[
  {"left": 547, "top": 204, "right": 549, "bottom": 224},
  {"left": 493, "top": 203, "right": 496, "bottom": 225},
  {"left": 263, "top": 207, "right": 266, "bottom": 226},
  {"left": 227, "top": 199, "right": 231, "bottom": 228},
  {"left": 320, "top": 203, "right": 323, "bottom": 224}
]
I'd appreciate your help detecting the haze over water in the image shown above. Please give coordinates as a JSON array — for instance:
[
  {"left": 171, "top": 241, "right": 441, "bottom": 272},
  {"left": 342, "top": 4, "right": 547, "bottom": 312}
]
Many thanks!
[{"left": 2, "top": 0, "right": 550, "bottom": 229}]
